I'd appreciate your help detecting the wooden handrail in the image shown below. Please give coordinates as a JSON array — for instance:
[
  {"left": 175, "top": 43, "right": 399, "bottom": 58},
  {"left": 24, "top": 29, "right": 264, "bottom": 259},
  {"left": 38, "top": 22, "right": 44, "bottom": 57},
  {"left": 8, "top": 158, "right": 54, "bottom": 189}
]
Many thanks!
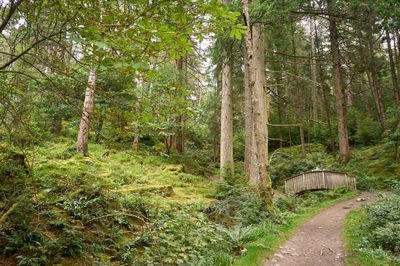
[{"left": 283, "top": 170, "right": 352, "bottom": 181}]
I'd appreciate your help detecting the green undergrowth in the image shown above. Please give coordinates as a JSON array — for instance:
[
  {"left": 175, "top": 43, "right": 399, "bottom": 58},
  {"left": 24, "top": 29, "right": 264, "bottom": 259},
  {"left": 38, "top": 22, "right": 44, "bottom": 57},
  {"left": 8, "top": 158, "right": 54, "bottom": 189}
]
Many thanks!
[
  {"left": 0, "top": 138, "right": 386, "bottom": 265},
  {"left": 1, "top": 139, "right": 225, "bottom": 265},
  {"left": 343, "top": 188, "right": 400, "bottom": 265},
  {"left": 234, "top": 188, "right": 360, "bottom": 266},
  {"left": 34, "top": 138, "right": 216, "bottom": 205}
]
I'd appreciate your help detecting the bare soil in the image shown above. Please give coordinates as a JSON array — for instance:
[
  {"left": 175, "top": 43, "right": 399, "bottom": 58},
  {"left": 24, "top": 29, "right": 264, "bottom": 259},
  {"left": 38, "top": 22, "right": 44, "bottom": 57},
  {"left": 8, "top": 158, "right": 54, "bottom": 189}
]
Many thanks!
[{"left": 264, "top": 192, "right": 378, "bottom": 266}]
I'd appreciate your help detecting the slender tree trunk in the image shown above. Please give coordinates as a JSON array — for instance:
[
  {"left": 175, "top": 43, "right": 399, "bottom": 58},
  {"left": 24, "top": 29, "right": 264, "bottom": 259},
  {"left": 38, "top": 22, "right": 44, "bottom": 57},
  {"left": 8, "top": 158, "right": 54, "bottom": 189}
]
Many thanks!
[
  {"left": 361, "top": 78, "right": 371, "bottom": 117},
  {"left": 220, "top": 0, "right": 234, "bottom": 178},
  {"left": 315, "top": 22, "right": 336, "bottom": 154},
  {"left": 310, "top": 14, "right": 318, "bottom": 120},
  {"left": 243, "top": 0, "right": 273, "bottom": 206},
  {"left": 386, "top": 30, "right": 400, "bottom": 103},
  {"left": 275, "top": 71, "right": 284, "bottom": 149},
  {"left": 220, "top": 54, "right": 234, "bottom": 178},
  {"left": 291, "top": 28, "right": 306, "bottom": 157},
  {"left": 328, "top": 1, "right": 350, "bottom": 164},
  {"left": 345, "top": 70, "right": 353, "bottom": 108},
  {"left": 356, "top": 28, "right": 385, "bottom": 127},
  {"left": 244, "top": 47, "right": 253, "bottom": 174},
  {"left": 175, "top": 58, "right": 185, "bottom": 154},
  {"left": 367, "top": 33, "right": 387, "bottom": 130},
  {"left": 77, "top": 68, "right": 97, "bottom": 155},
  {"left": 396, "top": 32, "right": 400, "bottom": 91}
]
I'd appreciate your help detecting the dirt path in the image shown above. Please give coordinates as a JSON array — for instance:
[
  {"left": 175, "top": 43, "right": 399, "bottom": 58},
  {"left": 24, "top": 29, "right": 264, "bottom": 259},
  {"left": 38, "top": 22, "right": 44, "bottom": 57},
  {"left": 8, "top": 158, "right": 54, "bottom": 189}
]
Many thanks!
[{"left": 264, "top": 192, "right": 378, "bottom": 266}]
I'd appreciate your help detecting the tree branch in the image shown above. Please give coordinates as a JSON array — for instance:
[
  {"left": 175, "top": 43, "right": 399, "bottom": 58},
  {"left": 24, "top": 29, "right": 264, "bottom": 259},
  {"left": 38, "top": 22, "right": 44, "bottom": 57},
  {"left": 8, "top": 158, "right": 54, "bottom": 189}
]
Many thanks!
[{"left": 0, "top": 0, "right": 24, "bottom": 34}]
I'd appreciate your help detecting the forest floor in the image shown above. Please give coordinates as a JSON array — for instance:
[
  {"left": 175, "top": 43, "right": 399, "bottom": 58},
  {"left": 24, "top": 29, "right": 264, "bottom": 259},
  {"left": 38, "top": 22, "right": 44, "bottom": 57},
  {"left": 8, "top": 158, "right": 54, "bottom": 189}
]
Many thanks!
[{"left": 263, "top": 192, "right": 378, "bottom": 266}]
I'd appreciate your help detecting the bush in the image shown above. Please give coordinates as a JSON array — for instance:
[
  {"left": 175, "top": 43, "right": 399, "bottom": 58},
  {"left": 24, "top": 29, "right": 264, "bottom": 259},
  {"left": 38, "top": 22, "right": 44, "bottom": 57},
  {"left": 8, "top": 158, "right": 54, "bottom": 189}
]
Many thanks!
[
  {"left": 360, "top": 193, "right": 400, "bottom": 255},
  {"left": 204, "top": 183, "right": 270, "bottom": 226}
]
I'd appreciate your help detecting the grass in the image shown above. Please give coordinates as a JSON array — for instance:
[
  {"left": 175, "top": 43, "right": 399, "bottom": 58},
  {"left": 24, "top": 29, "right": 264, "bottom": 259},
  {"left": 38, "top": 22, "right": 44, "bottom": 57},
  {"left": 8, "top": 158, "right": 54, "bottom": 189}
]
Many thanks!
[
  {"left": 343, "top": 208, "right": 395, "bottom": 266},
  {"left": 234, "top": 190, "right": 360, "bottom": 266}
]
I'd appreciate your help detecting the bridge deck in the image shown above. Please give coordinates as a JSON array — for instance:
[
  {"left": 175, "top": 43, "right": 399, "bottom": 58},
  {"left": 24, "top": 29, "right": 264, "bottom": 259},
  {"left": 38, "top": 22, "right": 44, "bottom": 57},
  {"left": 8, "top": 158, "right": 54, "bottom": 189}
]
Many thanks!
[{"left": 284, "top": 171, "right": 356, "bottom": 194}]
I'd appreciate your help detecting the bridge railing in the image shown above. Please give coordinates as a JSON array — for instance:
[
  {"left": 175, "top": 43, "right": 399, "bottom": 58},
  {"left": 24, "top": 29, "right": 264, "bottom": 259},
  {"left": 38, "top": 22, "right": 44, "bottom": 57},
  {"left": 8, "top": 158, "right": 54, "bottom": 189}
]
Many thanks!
[{"left": 284, "top": 171, "right": 356, "bottom": 194}]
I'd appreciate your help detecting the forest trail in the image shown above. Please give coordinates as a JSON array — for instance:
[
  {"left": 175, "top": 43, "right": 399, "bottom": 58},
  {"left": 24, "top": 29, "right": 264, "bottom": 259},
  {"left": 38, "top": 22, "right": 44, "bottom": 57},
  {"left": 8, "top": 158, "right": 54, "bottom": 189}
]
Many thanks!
[{"left": 264, "top": 192, "right": 378, "bottom": 266}]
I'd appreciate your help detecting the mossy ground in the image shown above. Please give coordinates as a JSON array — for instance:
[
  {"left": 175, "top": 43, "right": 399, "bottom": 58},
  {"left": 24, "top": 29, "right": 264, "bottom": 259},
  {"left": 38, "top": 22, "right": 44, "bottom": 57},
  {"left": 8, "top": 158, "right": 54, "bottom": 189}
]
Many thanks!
[{"left": 34, "top": 138, "right": 216, "bottom": 206}]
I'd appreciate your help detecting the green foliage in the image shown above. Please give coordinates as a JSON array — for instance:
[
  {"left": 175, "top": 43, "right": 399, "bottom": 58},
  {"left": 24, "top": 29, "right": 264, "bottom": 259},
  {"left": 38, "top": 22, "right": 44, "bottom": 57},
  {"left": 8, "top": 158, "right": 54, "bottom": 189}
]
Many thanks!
[
  {"left": 204, "top": 183, "right": 270, "bottom": 226},
  {"left": 343, "top": 192, "right": 400, "bottom": 265},
  {"left": 360, "top": 193, "right": 400, "bottom": 256},
  {"left": 353, "top": 118, "right": 383, "bottom": 146}
]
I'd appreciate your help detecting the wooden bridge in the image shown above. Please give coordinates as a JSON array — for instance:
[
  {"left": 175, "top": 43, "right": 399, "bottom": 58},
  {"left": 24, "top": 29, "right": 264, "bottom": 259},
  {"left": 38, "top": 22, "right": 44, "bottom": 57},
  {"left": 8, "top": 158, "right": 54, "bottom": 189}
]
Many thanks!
[{"left": 284, "top": 171, "right": 356, "bottom": 194}]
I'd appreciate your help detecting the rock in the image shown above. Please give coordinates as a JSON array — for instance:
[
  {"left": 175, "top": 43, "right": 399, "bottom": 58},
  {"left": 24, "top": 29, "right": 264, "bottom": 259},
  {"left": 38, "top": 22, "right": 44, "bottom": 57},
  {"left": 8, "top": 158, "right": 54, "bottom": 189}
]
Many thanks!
[{"left": 356, "top": 198, "right": 366, "bottom": 202}]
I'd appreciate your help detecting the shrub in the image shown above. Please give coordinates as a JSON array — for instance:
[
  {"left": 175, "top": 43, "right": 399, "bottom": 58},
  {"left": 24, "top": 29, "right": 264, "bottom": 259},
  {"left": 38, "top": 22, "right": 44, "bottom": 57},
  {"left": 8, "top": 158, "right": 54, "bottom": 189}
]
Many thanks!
[{"left": 357, "top": 192, "right": 400, "bottom": 258}]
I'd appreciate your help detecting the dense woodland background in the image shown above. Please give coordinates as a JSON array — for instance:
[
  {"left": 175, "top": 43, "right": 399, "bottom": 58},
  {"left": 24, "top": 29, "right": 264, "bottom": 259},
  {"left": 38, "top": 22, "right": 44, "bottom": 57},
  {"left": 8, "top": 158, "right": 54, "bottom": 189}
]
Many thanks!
[{"left": 1, "top": 0, "right": 400, "bottom": 265}]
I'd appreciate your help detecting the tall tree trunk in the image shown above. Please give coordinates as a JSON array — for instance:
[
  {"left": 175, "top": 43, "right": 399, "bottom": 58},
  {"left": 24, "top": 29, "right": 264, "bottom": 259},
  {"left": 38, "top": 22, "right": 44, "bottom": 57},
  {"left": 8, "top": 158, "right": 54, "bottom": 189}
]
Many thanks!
[
  {"left": 356, "top": 28, "right": 385, "bottom": 125},
  {"left": 244, "top": 47, "right": 253, "bottom": 175},
  {"left": 314, "top": 21, "right": 336, "bottom": 154},
  {"left": 220, "top": 57, "right": 234, "bottom": 178},
  {"left": 310, "top": 14, "right": 318, "bottom": 120},
  {"left": 395, "top": 32, "right": 400, "bottom": 90},
  {"left": 175, "top": 58, "right": 185, "bottom": 154},
  {"left": 361, "top": 78, "right": 372, "bottom": 117},
  {"left": 220, "top": 0, "right": 234, "bottom": 178},
  {"left": 243, "top": 0, "right": 273, "bottom": 206},
  {"left": 345, "top": 71, "right": 353, "bottom": 107},
  {"left": 76, "top": 68, "right": 97, "bottom": 155},
  {"left": 386, "top": 30, "right": 400, "bottom": 104},
  {"left": 367, "top": 32, "right": 387, "bottom": 130},
  {"left": 291, "top": 28, "right": 306, "bottom": 157},
  {"left": 328, "top": 1, "right": 350, "bottom": 164}
]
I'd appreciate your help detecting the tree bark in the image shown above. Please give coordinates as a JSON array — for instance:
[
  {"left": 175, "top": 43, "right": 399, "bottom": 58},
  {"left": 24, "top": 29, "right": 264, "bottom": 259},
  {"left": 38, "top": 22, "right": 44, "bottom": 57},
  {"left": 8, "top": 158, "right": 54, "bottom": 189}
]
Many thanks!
[
  {"left": 244, "top": 46, "right": 252, "bottom": 175},
  {"left": 328, "top": 1, "right": 350, "bottom": 164},
  {"left": 315, "top": 21, "right": 336, "bottom": 154},
  {"left": 243, "top": 0, "right": 273, "bottom": 206},
  {"left": 76, "top": 68, "right": 97, "bottom": 155},
  {"left": 361, "top": 78, "right": 372, "bottom": 117},
  {"left": 291, "top": 28, "right": 306, "bottom": 158},
  {"left": 175, "top": 58, "right": 185, "bottom": 154},
  {"left": 367, "top": 32, "right": 387, "bottom": 130},
  {"left": 220, "top": 0, "right": 234, "bottom": 179},
  {"left": 386, "top": 30, "right": 400, "bottom": 104},
  {"left": 357, "top": 28, "right": 386, "bottom": 126},
  {"left": 310, "top": 14, "right": 318, "bottom": 120}
]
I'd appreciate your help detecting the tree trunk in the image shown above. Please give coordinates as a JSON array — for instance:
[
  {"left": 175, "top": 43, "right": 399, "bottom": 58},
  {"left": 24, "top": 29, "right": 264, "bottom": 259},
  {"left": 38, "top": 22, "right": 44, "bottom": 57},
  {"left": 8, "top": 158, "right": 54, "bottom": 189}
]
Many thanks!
[
  {"left": 175, "top": 58, "right": 185, "bottom": 154},
  {"left": 314, "top": 21, "right": 336, "bottom": 155},
  {"left": 220, "top": 0, "right": 234, "bottom": 178},
  {"left": 386, "top": 30, "right": 400, "bottom": 104},
  {"left": 356, "top": 28, "right": 385, "bottom": 126},
  {"left": 244, "top": 46, "right": 252, "bottom": 175},
  {"left": 243, "top": 0, "right": 273, "bottom": 206},
  {"left": 328, "top": 1, "right": 350, "bottom": 164},
  {"left": 361, "top": 77, "right": 371, "bottom": 117},
  {"left": 367, "top": 32, "right": 387, "bottom": 130},
  {"left": 76, "top": 68, "right": 97, "bottom": 155},
  {"left": 220, "top": 56, "right": 234, "bottom": 178},
  {"left": 291, "top": 28, "right": 306, "bottom": 158},
  {"left": 310, "top": 14, "right": 318, "bottom": 120}
]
